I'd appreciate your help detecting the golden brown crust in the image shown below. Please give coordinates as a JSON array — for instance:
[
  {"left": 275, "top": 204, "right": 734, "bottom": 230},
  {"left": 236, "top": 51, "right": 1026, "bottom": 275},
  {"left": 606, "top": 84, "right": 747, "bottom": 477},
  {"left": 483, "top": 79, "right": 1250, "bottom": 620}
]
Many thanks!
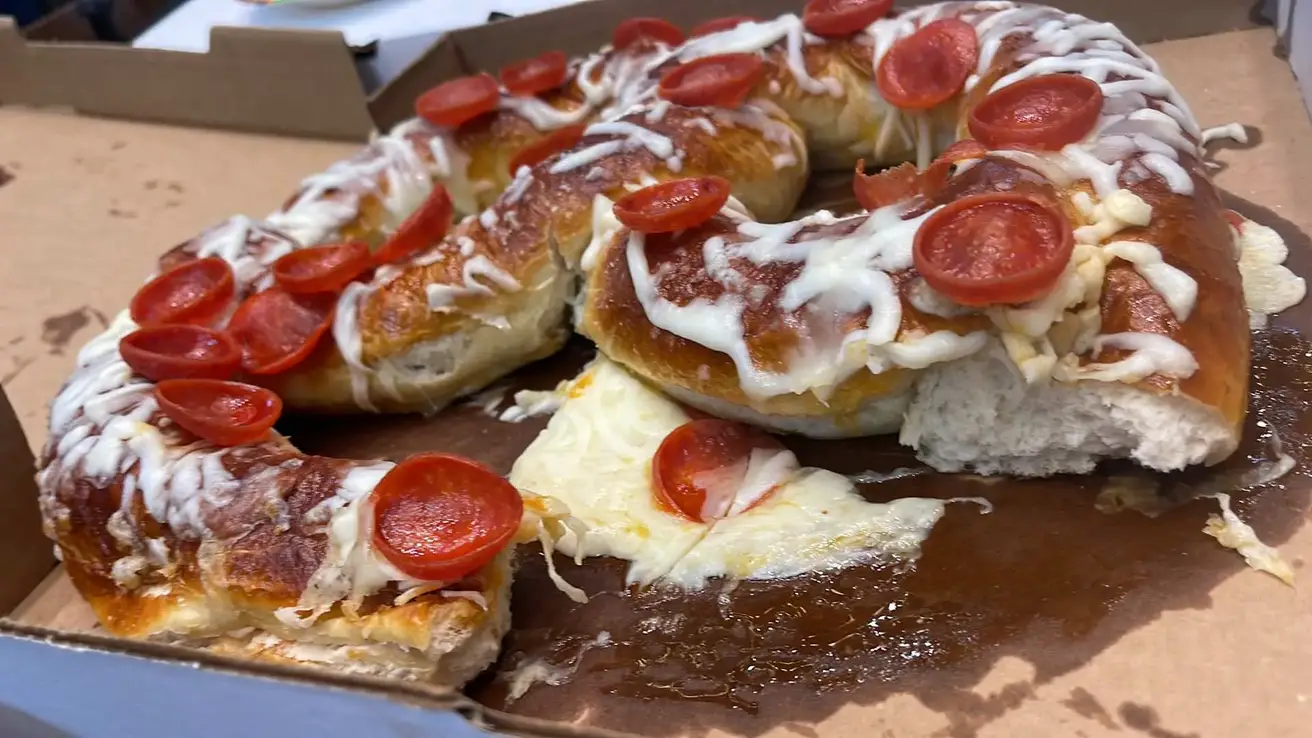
[
  {"left": 576, "top": 13, "right": 1248, "bottom": 439},
  {"left": 1094, "top": 170, "right": 1249, "bottom": 434},
  {"left": 340, "top": 104, "right": 806, "bottom": 377},
  {"left": 578, "top": 215, "right": 987, "bottom": 423},
  {"left": 49, "top": 435, "right": 508, "bottom": 679}
]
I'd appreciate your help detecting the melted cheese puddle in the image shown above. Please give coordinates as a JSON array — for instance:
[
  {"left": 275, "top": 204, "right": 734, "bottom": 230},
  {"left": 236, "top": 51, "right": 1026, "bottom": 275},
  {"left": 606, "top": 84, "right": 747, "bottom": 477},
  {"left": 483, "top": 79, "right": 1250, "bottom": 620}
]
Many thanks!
[
  {"left": 509, "top": 357, "right": 950, "bottom": 590},
  {"left": 1233, "top": 217, "right": 1306, "bottom": 329}
]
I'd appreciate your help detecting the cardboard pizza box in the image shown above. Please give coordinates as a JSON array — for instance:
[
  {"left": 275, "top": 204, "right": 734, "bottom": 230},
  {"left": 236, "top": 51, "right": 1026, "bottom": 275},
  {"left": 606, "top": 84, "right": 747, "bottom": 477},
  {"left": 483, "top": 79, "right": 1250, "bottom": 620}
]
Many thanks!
[{"left": 2, "top": 1, "right": 1311, "bottom": 737}]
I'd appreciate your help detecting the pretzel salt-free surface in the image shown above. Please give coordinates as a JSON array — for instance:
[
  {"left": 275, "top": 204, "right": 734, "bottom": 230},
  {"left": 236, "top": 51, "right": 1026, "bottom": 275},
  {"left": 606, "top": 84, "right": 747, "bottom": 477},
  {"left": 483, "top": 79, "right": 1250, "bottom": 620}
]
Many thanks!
[{"left": 36, "top": 0, "right": 1304, "bottom": 685}]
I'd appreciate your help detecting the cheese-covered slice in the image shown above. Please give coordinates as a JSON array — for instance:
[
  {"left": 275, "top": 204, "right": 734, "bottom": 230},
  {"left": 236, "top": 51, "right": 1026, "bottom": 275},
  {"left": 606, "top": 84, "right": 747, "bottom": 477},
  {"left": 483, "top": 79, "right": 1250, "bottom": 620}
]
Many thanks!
[{"left": 509, "top": 356, "right": 952, "bottom": 589}]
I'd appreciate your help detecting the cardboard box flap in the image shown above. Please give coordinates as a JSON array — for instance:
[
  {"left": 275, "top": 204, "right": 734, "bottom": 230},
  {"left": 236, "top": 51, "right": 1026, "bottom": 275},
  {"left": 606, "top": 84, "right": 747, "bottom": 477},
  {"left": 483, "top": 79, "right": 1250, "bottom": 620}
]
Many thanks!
[
  {"left": 0, "top": 621, "right": 511, "bottom": 738},
  {"left": 367, "top": 35, "right": 464, "bottom": 137},
  {"left": 0, "top": 389, "right": 50, "bottom": 618},
  {"left": 366, "top": 0, "right": 1263, "bottom": 131},
  {"left": 0, "top": 619, "right": 637, "bottom": 737},
  {"left": 0, "top": 620, "right": 468, "bottom": 706},
  {"left": 0, "top": 18, "right": 374, "bottom": 141}
]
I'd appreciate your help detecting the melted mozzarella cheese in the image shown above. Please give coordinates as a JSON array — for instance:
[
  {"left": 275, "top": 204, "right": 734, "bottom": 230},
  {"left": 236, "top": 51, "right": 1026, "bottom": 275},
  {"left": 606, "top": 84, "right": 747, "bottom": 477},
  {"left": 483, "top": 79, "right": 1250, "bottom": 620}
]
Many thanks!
[
  {"left": 1101, "top": 240, "right": 1197, "bottom": 321},
  {"left": 1234, "top": 217, "right": 1306, "bottom": 328},
  {"left": 664, "top": 470, "right": 945, "bottom": 588},
  {"left": 283, "top": 462, "right": 413, "bottom": 625},
  {"left": 579, "top": 193, "right": 623, "bottom": 273},
  {"left": 1056, "top": 331, "right": 1198, "bottom": 383},
  {"left": 1073, "top": 187, "right": 1152, "bottom": 245},
  {"left": 509, "top": 358, "right": 709, "bottom": 585},
  {"left": 628, "top": 204, "right": 947, "bottom": 401},
  {"left": 678, "top": 14, "right": 842, "bottom": 96},
  {"left": 267, "top": 118, "right": 474, "bottom": 246},
  {"left": 509, "top": 356, "right": 950, "bottom": 590}
]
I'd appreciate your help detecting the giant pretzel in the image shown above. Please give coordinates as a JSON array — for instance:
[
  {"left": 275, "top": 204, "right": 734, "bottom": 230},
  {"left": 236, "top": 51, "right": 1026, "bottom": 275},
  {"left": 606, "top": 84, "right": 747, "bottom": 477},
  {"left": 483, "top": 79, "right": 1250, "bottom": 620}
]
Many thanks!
[{"left": 38, "top": 1, "right": 1258, "bottom": 683}]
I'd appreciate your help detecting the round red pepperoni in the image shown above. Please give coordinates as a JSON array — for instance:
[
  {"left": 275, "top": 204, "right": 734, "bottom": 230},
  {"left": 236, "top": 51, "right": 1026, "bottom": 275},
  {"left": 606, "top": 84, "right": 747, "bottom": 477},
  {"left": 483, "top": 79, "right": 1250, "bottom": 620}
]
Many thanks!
[
  {"left": 500, "top": 51, "right": 569, "bottom": 97},
  {"left": 415, "top": 73, "right": 500, "bottom": 128},
  {"left": 658, "top": 53, "right": 765, "bottom": 109},
  {"left": 690, "top": 16, "right": 759, "bottom": 38},
  {"left": 272, "top": 242, "right": 371, "bottom": 295},
  {"left": 930, "top": 139, "right": 990, "bottom": 169},
  {"left": 612, "top": 17, "right": 685, "bottom": 50},
  {"left": 373, "top": 185, "right": 454, "bottom": 265},
  {"left": 853, "top": 160, "right": 922, "bottom": 211},
  {"left": 920, "top": 139, "right": 991, "bottom": 193},
  {"left": 130, "top": 257, "right": 235, "bottom": 328},
  {"left": 155, "top": 378, "right": 282, "bottom": 447},
  {"left": 508, "top": 123, "right": 587, "bottom": 174},
  {"left": 802, "top": 0, "right": 893, "bottom": 38},
  {"left": 877, "top": 18, "right": 979, "bottom": 110},
  {"left": 968, "top": 73, "right": 1104, "bottom": 150},
  {"left": 651, "top": 419, "right": 790, "bottom": 523},
  {"left": 613, "top": 176, "right": 731, "bottom": 233},
  {"left": 914, "top": 192, "right": 1074, "bottom": 306},
  {"left": 226, "top": 288, "right": 336, "bottom": 375},
  {"left": 371, "top": 453, "right": 524, "bottom": 582},
  {"left": 119, "top": 325, "right": 241, "bottom": 382},
  {"left": 661, "top": 53, "right": 766, "bottom": 108}
]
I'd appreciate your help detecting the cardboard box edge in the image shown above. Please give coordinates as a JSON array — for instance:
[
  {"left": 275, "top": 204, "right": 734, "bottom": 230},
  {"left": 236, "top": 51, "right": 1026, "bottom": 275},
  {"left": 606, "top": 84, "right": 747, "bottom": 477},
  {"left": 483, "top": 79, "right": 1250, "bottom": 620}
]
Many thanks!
[{"left": 0, "top": 16, "right": 374, "bottom": 142}]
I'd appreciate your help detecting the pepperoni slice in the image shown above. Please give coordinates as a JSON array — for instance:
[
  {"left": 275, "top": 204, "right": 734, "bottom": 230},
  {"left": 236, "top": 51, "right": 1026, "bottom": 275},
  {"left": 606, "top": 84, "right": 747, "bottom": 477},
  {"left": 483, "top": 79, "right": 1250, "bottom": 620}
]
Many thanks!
[
  {"left": 373, "top": 185, "right": 454, "bottom": 265},
  {"left": 930, "top": 139, "right": 990, "bottom": 170},
  {"left": 155, "top": 379, "right": 282, "bottom": 447},
  {"left": 130, "top": 257, "right": 235, "bottom": 328},
  {"left": 658, "top": 53, "right": 765, "bottom": 109},
  {"left": 272, "top": 242, "right": 371, "bottom": 295},
  {"left": 119, "top": 325, "right": 241, "bottom": 382},
  {"left": 802, "top": 0, "right": 893, "bottom": 38},
  {"left": 651, "top": 419, "right": 791, "bottom": 523},
  {"left": 500, "top": 51, "right": 569, "bottom": 97},
  {"left": 371, "top": 453, "right": 524, "bottom": 582},
  {"left": 613, "top": 176, "right": 731, "bottom": 233},
  {"left": 913, "top": 192, "right": 1074, "bottom": 306},
  {"left": 968, "top": 73, "right": 1103, "bottom": 151},
  {"left": 612, "top": 17, "right": 686, "bottom": 50},
  {"left": 508, "top": 123, "right": 587, "bottom": 174},
  {"left": 853, "top": 160, "right": 922, "bottom": 211},
  {"left": 853, "top": 141, "right": 993, "bottom": 211},
  {"left": 690, "top": 16, "right": 759, "bottom": 38},
  {"left": 226, "top": 288, "right": 336, "bottom": 375},
  {"left": 920, "top": 139, "right": 991, "bottom": 193},
  {"left": 415, "top": 73, "right": 500, "bottom": 128},
  {"left": 877, "top": 18, "right": 979, "bottom": 110}
]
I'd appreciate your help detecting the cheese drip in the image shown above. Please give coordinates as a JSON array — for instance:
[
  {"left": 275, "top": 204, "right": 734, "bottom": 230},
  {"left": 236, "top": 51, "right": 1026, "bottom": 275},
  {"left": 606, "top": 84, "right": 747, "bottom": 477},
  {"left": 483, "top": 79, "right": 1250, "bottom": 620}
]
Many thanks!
[
  {"left": 268, "top": 118, "right": 473, "bottom": 246},
  {"left": 627, "top": 203, "right": 978, "bottom": 402},
  {"left": 509, "top": 356, "right": 952, "bottom": 590}
]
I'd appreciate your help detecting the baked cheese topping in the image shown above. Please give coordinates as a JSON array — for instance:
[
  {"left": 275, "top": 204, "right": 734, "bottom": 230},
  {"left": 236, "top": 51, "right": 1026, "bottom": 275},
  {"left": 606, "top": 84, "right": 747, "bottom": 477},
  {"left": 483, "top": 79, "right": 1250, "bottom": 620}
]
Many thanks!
[
  {"left": 267, "top": 119, "right": 476, "bottom": 246},
  {"left": 1233, "top": 217, "right": 1306, "bottom": 329},
  {"left": 607, "top": 3, "right": 1227, "bottom": 395},
  {"left": 509, "top": 356, "right": 952, "bottom": 590}
]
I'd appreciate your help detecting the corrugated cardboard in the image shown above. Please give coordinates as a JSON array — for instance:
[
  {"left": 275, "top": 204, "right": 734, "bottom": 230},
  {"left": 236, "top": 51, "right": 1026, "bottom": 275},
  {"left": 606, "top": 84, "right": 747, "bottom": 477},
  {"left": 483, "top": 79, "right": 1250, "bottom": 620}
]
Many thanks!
[
  {"left": 1, "top": 3, "right": 1310, "bottom": 737},
  {"left": 0, "top": 17, "right": 373, "bottom": 139}
]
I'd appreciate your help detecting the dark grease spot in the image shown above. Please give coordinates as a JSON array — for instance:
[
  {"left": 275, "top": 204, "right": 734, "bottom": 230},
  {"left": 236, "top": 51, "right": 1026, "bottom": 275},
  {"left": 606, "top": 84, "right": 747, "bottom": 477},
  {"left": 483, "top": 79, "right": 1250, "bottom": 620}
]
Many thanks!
[
  {"left": 41, "top": 306, "right": 106, "bottom": 354},
  {"left": 1118, "top": 702, "right": 1200, "bottom": 738},
  {"left": 1062, "top": 688, "right": 1120, "bottom": 731}
]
